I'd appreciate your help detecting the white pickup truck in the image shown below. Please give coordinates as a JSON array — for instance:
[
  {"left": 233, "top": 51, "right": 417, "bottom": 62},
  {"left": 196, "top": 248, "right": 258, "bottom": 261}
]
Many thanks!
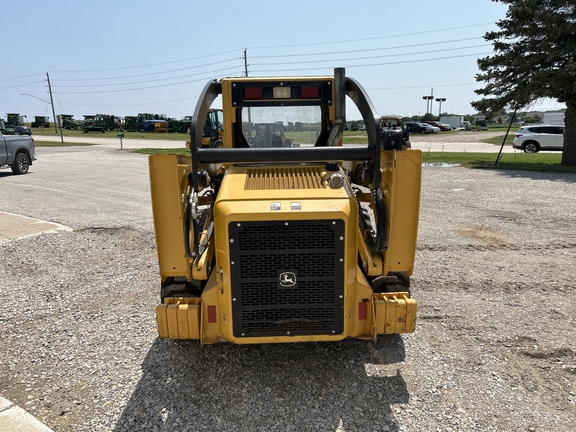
[{"left": 1, "top": 120, "right": 36, "bottom": 174}]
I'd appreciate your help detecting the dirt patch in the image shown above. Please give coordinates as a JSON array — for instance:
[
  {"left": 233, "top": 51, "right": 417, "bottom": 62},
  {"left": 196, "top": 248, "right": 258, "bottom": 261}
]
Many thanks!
[{"left": 410, "top": 130, "right": 504, "bottom": 143}]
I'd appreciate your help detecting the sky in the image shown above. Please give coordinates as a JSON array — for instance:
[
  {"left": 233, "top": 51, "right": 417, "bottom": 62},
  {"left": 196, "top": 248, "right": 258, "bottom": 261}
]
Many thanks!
[{"left": 0, "top": 0, "right": 565, "bottom": 124}]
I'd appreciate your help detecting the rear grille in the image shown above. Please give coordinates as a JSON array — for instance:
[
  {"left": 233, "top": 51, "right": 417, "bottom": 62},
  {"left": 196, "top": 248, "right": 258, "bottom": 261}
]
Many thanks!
[
  {"left": 229, "top": 220, "right": 345, "bottom": 338},
  {"left": 244, "top": 167, "right": 326, "bottom": 190}
]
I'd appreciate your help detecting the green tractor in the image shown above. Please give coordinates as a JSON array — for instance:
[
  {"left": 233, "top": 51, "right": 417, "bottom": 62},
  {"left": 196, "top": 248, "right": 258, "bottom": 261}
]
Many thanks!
[
  {"left": 61, "top": 114, "right": 80, "bottom": 130},
  {"left": 83, "top": 115, "right": 105, "bottom": 133},
  {"left": 124, "top": 116, "right": 139, "bottom": 132},
  {"left": 31, "top": 116, "right": 50, "bottom": 128}
]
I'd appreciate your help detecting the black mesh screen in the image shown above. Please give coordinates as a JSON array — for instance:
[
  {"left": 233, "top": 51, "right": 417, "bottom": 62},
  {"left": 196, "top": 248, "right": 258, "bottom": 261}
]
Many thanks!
[{"left": 228, "top": 220, "right": 345, "bottom": 337}]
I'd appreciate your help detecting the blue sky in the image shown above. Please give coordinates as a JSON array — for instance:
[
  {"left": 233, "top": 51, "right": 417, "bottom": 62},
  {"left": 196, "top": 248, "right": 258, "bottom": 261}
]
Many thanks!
[{"left": 0, "top": 0, "right": 564, "bottom": 123}]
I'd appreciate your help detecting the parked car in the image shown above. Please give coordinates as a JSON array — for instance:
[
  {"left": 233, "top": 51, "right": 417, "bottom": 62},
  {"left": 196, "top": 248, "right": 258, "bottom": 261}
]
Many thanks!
[
  {"left": 423, "top": 123, "right": 440, "bottom": 133},
  {"left": 426, "top": 121, "right": 451, "bottom": 131},
  {"left": 13, "top": 125, "right": 32, "bottom": 135},
  {"left": 405, "top": 122, "right": 430, "bottom": 134},
  {"left": 512, "top": 125, "right": 564, "bottom": 153}
]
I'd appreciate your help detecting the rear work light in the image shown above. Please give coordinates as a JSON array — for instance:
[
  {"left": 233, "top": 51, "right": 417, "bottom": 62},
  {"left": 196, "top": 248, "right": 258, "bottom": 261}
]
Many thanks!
[{"left": 273, "top": 86, "right": 291, "bottom": 99}]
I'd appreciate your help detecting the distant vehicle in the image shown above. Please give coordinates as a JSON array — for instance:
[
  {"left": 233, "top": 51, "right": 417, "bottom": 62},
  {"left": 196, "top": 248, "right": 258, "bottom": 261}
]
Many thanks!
[
  {"left": 422, "top": 123, "right": 440, "bottom": 133},
  {"left": 380, "top": 115, "right": 410, "bottom": 149},
  {"left": 426, "top": 121, "right": 451, "bottom": 131},
  {"left": 512, "top": 125, "right": 564, "bottom": 153},
  {"left": 440, "top": 115, "right": 466, "bottom": 129},
  {"left": 13, "top": 126, "right": 32, "bottom": 136},
  {"left": 0, "top": 120, "right": 36, "bottom": 174},
  {"left": 475, "top": 120, "right": 488, "bottom": 130},
  {"left": 246, "top": 123, "right": 292, "bottom": 147},
  {"left": 542, "top": 112, "right": 565, "bottom": 125},
  {"left": 405, "top": 122, "right": 430, "bottom": 134}
]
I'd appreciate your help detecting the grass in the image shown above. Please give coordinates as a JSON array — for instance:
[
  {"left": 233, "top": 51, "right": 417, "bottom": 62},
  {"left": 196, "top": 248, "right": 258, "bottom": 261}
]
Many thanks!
[
  {"left": 481, "top": 134, "right": 515, "bottom": 145},
  {"left": 422, "top": 151, "right": 576, "bottom": 173},
  {"left": 132, "top": 148, "right": 190, "bottom": 155}
]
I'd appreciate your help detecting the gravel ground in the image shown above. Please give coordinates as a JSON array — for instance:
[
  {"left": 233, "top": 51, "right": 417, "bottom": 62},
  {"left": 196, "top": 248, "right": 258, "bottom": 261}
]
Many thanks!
[{"left": 1, "top": 146, "right": 575, "bottom": 431}]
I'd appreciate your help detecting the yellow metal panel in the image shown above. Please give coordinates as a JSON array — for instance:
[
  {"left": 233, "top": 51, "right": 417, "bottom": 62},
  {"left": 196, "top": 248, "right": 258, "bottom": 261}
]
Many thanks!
[
  {"left": 156, "top": 305, "right": 169, "bottom": 338},
  {"left": 381, "top": 150, "right": 422, "bottom": 274},
  {"left": 177, "top": 304, "right": 189, "bottom": 339},
  {"left": 217, "top": 165, "right": 350, "bottom": 202},
  {"left": 200, "top": 272, "right": 221, "bottom": 345},
  {"left": 394, "top": 296, "right": 407, "bottom": 333},
  {"left": 166, "top": 304, "right": 179, "bottom": 338},
  {"left": 155, "top": 298, "right": 202, "bottom": 340},
  {"left": 374, "top": 300, "right": 386, "bottom": 334},
  {"left": 405, "top": 296, "right": 417, "bottom": 333},
  {"left": 384, "top": 296, "right": 398, "bottom": 334},
  {"left": 187, "top": 304, "right": 201, "bottom": 339},
  {"left": 372, "top": 292, "right": 417, "bottom": 335},
  {"left": 209, "top": 180, "right": 362, "bottom": 343},
  {"left": 349, "top": 267, "right": 375, "bottom": 339},
  {"left": 149, "top": 154, "right": 192, "bottom": 280}
]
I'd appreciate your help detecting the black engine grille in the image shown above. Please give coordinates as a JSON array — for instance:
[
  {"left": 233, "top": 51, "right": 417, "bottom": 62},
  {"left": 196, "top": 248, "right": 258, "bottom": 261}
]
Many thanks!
[{"left": 228, "top": 220, "right": 345, "bottom": 338}]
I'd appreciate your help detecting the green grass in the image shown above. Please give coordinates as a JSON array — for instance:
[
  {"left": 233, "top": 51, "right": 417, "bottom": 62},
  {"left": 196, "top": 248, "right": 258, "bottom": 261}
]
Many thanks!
[
  {"left": 35, "top": 141, "right": 96, "bottom": 147},
  {"left": 423, "top": 151, "right": 576, "bottom": 173},
  {"left": 481, "top": 134, "right": 515, "bottom": 145},
  {"left": 132, "top": 148, "right": 190, "bottom": 155}
]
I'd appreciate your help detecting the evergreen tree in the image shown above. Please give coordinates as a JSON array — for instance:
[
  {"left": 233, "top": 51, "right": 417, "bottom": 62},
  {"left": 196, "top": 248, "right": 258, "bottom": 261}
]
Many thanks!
[{"left": 472, "top": 0, "right": 576, "bottom": 165}]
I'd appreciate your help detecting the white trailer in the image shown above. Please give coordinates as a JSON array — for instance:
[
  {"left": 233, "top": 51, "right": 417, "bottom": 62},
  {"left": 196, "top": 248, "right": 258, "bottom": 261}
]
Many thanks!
[
  {"left": 542, "top": 112, "right": 565, "bottom": 125},
  {"left": 440, "top": 115, "right": 465, "bottom": 129}
]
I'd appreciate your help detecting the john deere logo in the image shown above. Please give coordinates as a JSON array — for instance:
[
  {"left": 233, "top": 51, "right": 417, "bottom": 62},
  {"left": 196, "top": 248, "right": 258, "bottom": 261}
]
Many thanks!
[{"left": 279, "top": 272, "right": 297, "bottom": 287}]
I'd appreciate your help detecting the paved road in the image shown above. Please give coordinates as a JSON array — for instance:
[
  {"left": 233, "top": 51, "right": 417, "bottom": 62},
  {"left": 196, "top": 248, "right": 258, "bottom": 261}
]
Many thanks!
[{"left": 0, "top": 145, "right": 153, "bottom": 232}]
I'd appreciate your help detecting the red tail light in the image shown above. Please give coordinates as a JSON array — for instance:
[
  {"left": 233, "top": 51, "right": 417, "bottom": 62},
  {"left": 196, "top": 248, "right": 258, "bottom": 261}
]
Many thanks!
[
  {"left": 244, "top": 87, "right": 263, "bottom": 99},
  {"left": 301, "top": 86, "right": 320, "bottom": 98}
]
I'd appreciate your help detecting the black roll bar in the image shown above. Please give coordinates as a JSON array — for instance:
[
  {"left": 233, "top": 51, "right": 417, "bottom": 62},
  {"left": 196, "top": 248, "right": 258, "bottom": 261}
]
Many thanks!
[
  {"left": 186, "top": 69, "right": 388, "bottom": 256},
  {"left": 197, "top": 146, "right": 374, "bottom": 164}
]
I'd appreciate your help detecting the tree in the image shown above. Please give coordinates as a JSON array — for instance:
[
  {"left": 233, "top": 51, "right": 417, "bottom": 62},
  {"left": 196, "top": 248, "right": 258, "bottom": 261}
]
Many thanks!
[{"left": 472, "top": 1, "right": 576, "bottom": 165}]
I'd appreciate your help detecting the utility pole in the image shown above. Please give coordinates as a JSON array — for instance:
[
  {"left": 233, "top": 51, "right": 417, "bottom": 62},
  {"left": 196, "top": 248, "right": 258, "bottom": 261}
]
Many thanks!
[
  {"left": 243, "top": 48, "right": 249, "bottom": 77},
  {"left": 243, "top": 49, "right": 252, "bottom": 126},
  {"left": 46, "top": 72, "right": 64, "bottom": 143}
]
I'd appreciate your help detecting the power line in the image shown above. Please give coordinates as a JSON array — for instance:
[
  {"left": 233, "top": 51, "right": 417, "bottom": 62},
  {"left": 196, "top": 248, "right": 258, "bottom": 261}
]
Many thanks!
[
  {"left": 247, "top": 22, "right": 495, "bottom": 49},
  {"left": 51, "top": 66, "right": 242, "bottom": 88},
  {"left": 59, "top": 96, "right": 199, "bottom": 107},
  {"left": 367, "top": 83, "right": 477, "bottom": 91},
  {"left": 0, "top": 73, "right": 45, "bottom": 83},
  {"left": 250, "top": 52, "right": 492, "bottom": 74},
  {"left": 251, "top": 44, "right": 488, "bottom": 67},
  {"left": 251, "top": 37, "right": 483, "bottom": 59},
  {"left": 0, "top": 80, "right": 46, "bottom": 90},
  {"left": 53, "top": 70, "right": 243, "bottom": 94},
  {"left": 51, "top": 57, "right": 241, "bottom": 82},
  {"left": 49, "top": 49, "right": 242, "bottom": 73}
]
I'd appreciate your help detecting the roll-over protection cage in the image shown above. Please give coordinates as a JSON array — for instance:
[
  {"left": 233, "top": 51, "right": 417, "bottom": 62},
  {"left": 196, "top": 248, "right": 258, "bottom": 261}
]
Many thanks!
[{"left": 186, "top": 68, "right": 387, "bottom": 256}]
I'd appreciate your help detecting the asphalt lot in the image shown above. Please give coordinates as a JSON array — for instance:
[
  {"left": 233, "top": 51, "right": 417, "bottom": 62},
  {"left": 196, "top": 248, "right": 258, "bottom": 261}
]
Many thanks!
[{"left": 0, "top": 145, "right": 153, "bottom": 232}]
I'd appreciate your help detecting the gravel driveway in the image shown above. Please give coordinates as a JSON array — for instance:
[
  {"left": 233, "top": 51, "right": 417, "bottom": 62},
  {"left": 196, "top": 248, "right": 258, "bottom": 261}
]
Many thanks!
[{"left": 0, "top": 145, "right": 574, "bottom": 431}]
